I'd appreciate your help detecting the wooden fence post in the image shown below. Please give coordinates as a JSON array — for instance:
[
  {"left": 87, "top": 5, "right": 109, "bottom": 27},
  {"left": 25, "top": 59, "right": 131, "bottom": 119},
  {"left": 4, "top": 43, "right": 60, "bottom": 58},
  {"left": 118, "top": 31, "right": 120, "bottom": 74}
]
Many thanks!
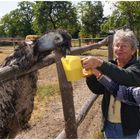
[
  {"left": 108, "top": 35, "right": 113, "bottom": 61},
  {"left": 79, "top": 38, "right": 81, "bottom": 47},
  {"left": 54, "top": 50, "right": 78, "bottom": 139},
  {"left": 13, "top": 42, "right": 16, "bottom": 49}
]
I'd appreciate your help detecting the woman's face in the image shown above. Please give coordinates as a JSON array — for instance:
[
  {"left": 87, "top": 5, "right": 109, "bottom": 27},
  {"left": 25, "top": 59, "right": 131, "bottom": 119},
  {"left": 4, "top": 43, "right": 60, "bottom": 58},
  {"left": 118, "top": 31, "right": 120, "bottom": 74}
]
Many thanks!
[{"left": 113, "top": 39, "right": 136, "bottom": 63}]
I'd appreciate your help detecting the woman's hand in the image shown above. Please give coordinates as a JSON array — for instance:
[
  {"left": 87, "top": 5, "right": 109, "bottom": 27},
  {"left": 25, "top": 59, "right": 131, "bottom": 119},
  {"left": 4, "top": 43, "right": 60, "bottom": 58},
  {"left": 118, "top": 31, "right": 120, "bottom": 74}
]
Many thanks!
[{"left": 82, "top": 56, "right": 103, "bottom": 70}]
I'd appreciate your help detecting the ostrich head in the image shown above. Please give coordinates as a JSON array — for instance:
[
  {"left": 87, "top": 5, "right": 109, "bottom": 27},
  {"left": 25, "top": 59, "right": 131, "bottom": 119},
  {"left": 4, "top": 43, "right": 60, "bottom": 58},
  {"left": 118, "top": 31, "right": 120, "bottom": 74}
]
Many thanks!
[
  {"left": 36, "top": 29, "right": 71, "bottom": 55},
  {"left": 1, "top": 29, "right": 72, "bottom": 70}
]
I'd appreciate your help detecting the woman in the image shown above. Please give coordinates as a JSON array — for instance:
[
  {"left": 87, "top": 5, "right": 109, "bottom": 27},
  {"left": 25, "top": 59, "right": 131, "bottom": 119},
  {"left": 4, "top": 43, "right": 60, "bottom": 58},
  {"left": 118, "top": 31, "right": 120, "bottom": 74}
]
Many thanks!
[{"left": 82, "top": 29, "right": 140, "bottom": 138}]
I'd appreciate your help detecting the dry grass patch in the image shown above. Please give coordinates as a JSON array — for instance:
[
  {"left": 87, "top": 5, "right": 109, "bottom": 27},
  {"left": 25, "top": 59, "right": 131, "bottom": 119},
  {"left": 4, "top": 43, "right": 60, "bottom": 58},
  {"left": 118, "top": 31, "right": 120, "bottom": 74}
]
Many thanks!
[
  {"left": 37, "top": 83, "right": 60, "bottom": 98},
  {"left": 82, "top": 46, "right": 108, "bottom": 57},
  {"left": 0, "top": 46, "right": 14, "bottom": 63},
  {"left": 30, "top": 83, "right": 60, "bottom": 124}
]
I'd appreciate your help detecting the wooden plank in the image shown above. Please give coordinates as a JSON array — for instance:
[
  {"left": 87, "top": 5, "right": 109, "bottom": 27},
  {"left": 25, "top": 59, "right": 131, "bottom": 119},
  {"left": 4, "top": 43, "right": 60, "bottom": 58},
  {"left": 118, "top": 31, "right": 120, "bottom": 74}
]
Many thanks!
[
  {"left": 0, "top": 54, "right": 55, "bottom": 83},
  {"left": 0, "top": 37, "right": 24, "bottom": 42}
]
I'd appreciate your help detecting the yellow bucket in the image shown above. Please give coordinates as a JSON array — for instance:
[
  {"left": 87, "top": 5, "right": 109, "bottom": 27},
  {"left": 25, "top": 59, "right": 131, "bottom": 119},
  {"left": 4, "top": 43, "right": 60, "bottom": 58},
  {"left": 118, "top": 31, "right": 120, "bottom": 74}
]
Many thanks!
[
  {"left": 61, "top": 55, "right": 84, "bottom": 81},
  {"left": 61, "top": 55, "right": 93, "bottom": 81}
]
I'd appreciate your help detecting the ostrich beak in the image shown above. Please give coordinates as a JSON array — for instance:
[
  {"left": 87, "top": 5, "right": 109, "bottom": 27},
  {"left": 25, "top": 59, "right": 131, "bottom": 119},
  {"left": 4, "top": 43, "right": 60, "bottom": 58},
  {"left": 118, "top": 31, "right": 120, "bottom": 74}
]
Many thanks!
[{"left": 37, "top": 32, "right": 63, "bottom": 52}]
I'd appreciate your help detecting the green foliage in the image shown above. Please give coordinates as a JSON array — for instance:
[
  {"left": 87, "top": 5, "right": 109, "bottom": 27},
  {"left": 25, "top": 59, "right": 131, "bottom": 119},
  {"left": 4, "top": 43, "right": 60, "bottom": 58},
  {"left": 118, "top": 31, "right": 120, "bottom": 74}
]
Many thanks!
[
  {"left": 0, "top": 21, "right": 6, "bottom": 37},
  {"left": 17, "top": 1, "right": 35, "bottom": 35},
  {"left": 79, "top": 28, "right": 92, "bottom": 38},
  {"left": 101, "top": 1, "right": 140, "bottom": 50},
  {"left": 101, "top": 2, "right": 140, "bottom": 34},
  {"left": 1, "top": 1, "right": 140, "bottom": 40},
  {"left": 0, "top": 12, "right": 18, "bottom": 37},
  {"left": 0, "top": 1, "right": 34, "bottom": 37},
  {"left": 117, "top": 2, "right": 140, "bottom": 28},
  {"left": 32, "top": 1, "right": 80, "bottom": 36},
  {"left": 0, "top": 1, "right": 80, "bottom": 37},
  {"left": 77, "top": 1, "right": 103, "bottom": 37},
  {"left": 37, "top": 83, "right": 60, "bottom": 98},
  {"left": 117, "top": 1, "right": 140, "bottom": 43},
  {"left": 101, "top": 9, "right": 127, "bottom": 32}
]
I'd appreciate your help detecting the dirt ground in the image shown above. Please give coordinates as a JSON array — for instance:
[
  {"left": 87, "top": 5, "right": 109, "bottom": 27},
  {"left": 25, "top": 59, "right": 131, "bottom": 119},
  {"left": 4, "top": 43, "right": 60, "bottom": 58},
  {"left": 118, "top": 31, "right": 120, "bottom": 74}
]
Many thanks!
[{"left": 15, "top": 63, "right": 103, "bottom": 139}]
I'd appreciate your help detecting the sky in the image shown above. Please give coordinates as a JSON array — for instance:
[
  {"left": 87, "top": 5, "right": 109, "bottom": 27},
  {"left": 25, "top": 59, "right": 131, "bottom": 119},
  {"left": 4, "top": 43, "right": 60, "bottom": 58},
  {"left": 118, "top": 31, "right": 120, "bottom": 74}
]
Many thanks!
[
  {"left": 0, "top": 1, "right": 19, "bottom": 18},
  {"left": 0, "top": 1, "right": 114, "bottom": 18}
]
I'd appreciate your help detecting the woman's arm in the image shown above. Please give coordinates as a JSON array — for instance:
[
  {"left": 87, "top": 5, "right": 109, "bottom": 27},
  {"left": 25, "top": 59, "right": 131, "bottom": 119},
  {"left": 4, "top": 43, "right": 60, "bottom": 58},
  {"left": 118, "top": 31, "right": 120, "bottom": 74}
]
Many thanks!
[
  {"left": 98, "top": 75, "right": 140, "bottom": 106},
  {"left": 82, "top": 56, "right": 140, "bottom": 86},
  {"left": 98, "top": 61, "right": 140, "bottom": 86}
]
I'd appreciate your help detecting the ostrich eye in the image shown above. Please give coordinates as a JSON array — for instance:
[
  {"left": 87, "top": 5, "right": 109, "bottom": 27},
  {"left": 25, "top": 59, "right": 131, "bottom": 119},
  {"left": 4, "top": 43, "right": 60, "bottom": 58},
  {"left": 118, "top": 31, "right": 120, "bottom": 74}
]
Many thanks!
[
  {"left": 54, "top": 35, "right": 63, "bottom": 44},
  {"left": 55, "top": 36, "right": 60, "bottom": 41}
]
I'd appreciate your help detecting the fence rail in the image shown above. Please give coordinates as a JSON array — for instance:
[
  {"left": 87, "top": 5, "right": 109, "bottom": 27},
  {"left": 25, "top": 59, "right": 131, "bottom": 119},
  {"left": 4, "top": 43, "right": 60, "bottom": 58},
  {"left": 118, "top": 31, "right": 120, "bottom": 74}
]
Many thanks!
[
  {"left": 0, "top": 37, "right": 24, "bottom": 42},
  {"left": 0, "top": 37, "right": 104, "bottom": 49},
  {"left": 72, "top": 38, "right": 104, "bottom": 47},
  {"left": 0, "top": 39, "right": 110, "bottom": 83}
]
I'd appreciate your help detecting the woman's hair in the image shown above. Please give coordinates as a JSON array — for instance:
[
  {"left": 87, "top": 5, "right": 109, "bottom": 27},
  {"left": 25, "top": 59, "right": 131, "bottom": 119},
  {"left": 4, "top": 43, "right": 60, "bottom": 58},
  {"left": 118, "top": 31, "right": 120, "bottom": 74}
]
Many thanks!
[{"left": 113, "top": 29, "right": 138, "bottom": 49}]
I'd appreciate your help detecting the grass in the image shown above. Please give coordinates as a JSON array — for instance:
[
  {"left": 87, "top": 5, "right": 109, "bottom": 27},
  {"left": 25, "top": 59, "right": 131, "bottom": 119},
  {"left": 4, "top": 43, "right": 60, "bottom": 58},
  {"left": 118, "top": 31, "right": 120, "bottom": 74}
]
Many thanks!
[
  {"left": 34, "top": 83, "right": 60, "bottom": 112},
  {"left": 30, "top": 83, "right": 60, "bottom": 123},
  {"left": 82, "top": 46, "right": 108, "bottom": 57},
  {"left": 37, "top": 83, "right": 60, "bottom": 98}
]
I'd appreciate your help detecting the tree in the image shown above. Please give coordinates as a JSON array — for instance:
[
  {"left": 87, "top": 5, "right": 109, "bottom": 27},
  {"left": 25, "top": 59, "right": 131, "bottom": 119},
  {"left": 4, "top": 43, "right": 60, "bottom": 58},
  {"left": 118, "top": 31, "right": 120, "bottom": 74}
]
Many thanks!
[
  {"left": 77, "top": 1, "right": 103, "bottom": 37},
  {"left": 33, "top": 1, "right": 80, "bottom": 37},
  {"left": 117, "top": 2, "right": 140, "bottom": 31},
  {"left": 101, "top": 1, "right": 140, "bottom": 33},
  {"left": 0, "top": 26, "right": 5, "bottom": 37},
  {"left": 101, "top": 9, "right": 127, "bottom": 32},
  {"left": 101, "top": 1, "right": 140, "bottom": 54},
  {"left": 0, "top": 1, "right": 34, "bottom": 37},
  {"left": 0, "top": 11, "right": 20, "bottom": 37},
  {"left": 17, "top": 1, "right": 35, "bottom": 36},
  {"left": 116, "top": 1, "right": 140, "bottom": 49}
]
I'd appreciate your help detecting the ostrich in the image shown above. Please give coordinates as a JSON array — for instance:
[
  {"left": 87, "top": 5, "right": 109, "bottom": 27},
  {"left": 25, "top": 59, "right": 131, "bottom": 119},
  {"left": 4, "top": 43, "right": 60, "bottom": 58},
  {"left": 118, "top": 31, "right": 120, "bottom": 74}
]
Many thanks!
[{"left": 0, "top": 29, "right": 71, "bottom": 138}]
